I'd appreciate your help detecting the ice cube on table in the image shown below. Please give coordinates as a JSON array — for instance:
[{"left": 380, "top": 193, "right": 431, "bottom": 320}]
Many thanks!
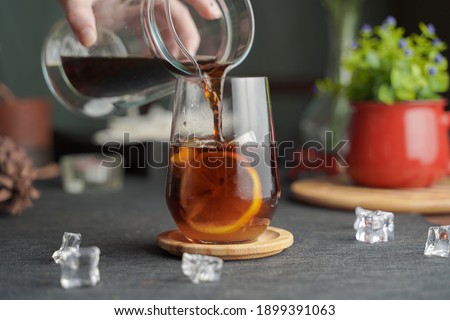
[
  {"left": 181, "top": 253, "right": 223, "bottom": 284},
  {"left": 52, "top": 232, "right": 82, "bottom": 264},
  {"left": 424, "top": 225, "right": 450, "bottom": 258},
  {"left": 60, "top": 246, "right": 101, "bottom": 289},
  {"left": 354, "top": 207, "right": 394, "bottom": 244},
  {"left": 354, "top": 206, "right": 365, "bottom": 230},
  {"left": 61, "top": 153, "right": 124, "bottom": 194}
]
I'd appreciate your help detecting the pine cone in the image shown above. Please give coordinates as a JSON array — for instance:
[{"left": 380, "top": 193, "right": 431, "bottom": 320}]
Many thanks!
[{"left": 0, "top": 137, "right": 40, "bottom": 216}]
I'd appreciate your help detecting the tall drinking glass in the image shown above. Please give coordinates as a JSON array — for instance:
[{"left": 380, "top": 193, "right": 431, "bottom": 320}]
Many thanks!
[{"left": 166, "top": 77, "right": 280, "bottom": 243}]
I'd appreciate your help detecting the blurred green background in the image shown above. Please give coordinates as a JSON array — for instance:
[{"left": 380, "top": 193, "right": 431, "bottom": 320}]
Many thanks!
[{"left": 0, "top": 0, "right": 448, "bottom": 157}]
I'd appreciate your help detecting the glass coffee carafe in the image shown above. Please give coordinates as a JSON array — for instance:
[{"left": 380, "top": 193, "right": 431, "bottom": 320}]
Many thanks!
[{"left": 42, "top": 0, "right": 254, "bottom": 117}]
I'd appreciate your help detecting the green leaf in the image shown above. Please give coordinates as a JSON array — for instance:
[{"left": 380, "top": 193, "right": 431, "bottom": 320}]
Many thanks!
[
  {"left": 395, "top": 88, "right": 416, "bottom": 101},
  {"left": 411, "top": 64, "right": 422, "bottom": 77},
  {"left": 365, "top": 51, "right": 380, "bottom": 68},
  {"left": 417, "top": 87, "right": 438, "bottom": 100},
  {"left": 391, "top": 66, "right": 405, "bottom": 89},
  {"left": 378, "top": 84, "right": 395, "bottom": 104},
  {"left": 419, "top": 22, "right": 437, "bottom": 38},
  {"left": 430, "top": 74, "right": 449, "bottom": 92}
]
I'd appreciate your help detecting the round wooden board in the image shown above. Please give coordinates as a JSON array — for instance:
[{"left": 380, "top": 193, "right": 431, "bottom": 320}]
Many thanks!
[
  {"left": 290, "top": 175, "right": 450, "bottom": 214},
  {"left": 157, "top": 226, "right": 294, "bottom": 260}
]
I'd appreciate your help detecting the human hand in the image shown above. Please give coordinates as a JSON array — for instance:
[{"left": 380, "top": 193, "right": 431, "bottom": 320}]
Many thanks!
[
  {"left": 58, "top": 0, "right": 97, "bottom": 47},
  {"left": 58, "top": 0, "right": 222, "bottom": 48}
]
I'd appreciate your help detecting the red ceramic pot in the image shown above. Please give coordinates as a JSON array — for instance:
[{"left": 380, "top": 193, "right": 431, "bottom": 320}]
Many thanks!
[
  {"left": 0, "top": 84, "right": 53, "bottom": 166},
  {"left": 347, "top": 99, "right": 450, "bottom": 188}
]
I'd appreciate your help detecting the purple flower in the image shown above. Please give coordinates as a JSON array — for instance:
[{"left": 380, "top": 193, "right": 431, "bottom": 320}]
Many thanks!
[
  {"left": 404, "top": 48, "right": 413, "bottom": 56},
  {"left": 351, "top": 41, "right": 359, "bottom": 50},
  {"left": 399, "top": 38, "right": 407, "bottom": 49},
  {"left": 427, "top": 23, "right": 436, "bottom": 34},
  {"left": 428, "top": 67, "right": 437, "bottom": 76},
  {"left": 433, "top": 38, "right": 442, "bottom": 46},
  {"left": 361, "top": 24, "right": 372, "bottom": 33},
  {"left": 434, "top": 53, "right": 444, "bottom": 64},
  {"left": 383, "top": 16, "right": 396, "bottom": 27}
]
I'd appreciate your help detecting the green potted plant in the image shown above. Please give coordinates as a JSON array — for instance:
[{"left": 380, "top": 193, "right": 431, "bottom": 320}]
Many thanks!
[{"left": 319, "top": 17, "right": 450, "bottom": 188}]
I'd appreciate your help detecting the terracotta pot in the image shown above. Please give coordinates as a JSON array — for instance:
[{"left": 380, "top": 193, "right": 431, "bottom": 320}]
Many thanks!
[
  {"left": 347, "top": 99, "right": 450, "bottom": 188},
  {"left": 0, "top": 84, "right": 53, "bottom": 166}
]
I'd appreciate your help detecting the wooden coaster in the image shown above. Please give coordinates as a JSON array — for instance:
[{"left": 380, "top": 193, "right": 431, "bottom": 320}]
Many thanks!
[
  {"left": 157, "top": 226, "right": 294, "bottom": 260},
  {"left": 290, "top": 175, "right": 450, "bottom": 214}
]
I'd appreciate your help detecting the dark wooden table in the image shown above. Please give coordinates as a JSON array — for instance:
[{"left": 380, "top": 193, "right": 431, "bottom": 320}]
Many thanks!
[{"left": 1, "top": 174, "right": 448, "bottom": 299}]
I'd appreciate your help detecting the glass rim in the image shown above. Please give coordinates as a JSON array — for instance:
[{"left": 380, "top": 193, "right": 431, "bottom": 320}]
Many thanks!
[
  {"left": 177, "top": 76, "right": 269, "bottom": 81},
  {"left": 147, "top": 0, "right": 255, "bottom": 76}
]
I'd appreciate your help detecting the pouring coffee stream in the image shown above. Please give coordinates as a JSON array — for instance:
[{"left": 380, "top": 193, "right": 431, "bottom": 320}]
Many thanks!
[{"left": 166, "top": 0, "right": 230, "bottom": 142}]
